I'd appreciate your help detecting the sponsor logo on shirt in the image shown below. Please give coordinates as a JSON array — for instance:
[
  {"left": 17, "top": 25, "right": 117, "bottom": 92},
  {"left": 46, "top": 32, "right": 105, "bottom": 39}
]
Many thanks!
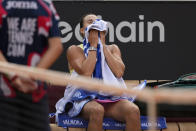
[{"left": 6, "top": 1, "right": 38, "bottom": 10}]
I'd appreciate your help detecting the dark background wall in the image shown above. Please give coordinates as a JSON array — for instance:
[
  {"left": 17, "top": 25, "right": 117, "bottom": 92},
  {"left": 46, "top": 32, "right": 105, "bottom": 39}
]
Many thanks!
[{"left": 51, "top": 1, "right": 196, "bottom": 80}]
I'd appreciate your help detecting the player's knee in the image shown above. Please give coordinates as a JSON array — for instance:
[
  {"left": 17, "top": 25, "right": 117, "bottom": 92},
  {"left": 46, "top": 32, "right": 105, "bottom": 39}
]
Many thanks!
[
  {"left": 90, "top": 104, "right": 104, "bottom": 116},
  {"left": 89, "top": 104, "right": 104, "bottom": 121},
  {"left": 132, "top": 104, "right": 140, "bottom": 116},
  {"left": 125, "top": 104, "right": 140, "bottom": 121}
]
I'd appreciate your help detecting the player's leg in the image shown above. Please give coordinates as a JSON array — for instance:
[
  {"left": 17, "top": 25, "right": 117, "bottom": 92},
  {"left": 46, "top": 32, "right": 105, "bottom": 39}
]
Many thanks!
[
  {"left": 105, "top": 99, "right": 141, "bottom": 131},
  {"left": 80, "top": 100, "right": 104, "bottom": 131}
]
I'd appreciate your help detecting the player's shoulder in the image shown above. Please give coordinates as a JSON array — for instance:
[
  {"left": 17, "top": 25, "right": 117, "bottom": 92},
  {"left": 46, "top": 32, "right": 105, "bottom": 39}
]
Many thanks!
[
  {"left": 109, "top": 44, "right": 119, "bottom": 48},
  {"left": 107, "top": 44, "right": 120, "bottom": 52},
  {"left": 67, "top": 45, "right": 84, "bottom": 55}
]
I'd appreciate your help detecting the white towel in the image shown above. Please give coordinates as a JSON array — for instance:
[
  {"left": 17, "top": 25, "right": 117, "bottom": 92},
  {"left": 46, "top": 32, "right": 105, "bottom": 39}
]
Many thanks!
[{"left": 84, "top": 19, "right": 127, "bottom": 90}]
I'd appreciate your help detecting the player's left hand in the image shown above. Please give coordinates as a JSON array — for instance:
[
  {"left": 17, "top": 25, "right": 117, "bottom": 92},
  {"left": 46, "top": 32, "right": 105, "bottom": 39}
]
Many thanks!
[{"left": 100, "top": 31, "right": 106, "bottom": 45}]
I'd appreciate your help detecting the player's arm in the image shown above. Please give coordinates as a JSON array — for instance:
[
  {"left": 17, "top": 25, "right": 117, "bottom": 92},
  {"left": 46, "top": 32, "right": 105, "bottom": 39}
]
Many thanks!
[
  {"left": 67, "top": 30, "right": 98, "bottom": 76},
  {"left": 100, "top": 32, "right": 125, "bottom": 78},
  {"left": 103, "top": 44, "right": 125, "bottom": 78},
  {"left": 36, "top": 37, "right": 63, "bottom": 69}
]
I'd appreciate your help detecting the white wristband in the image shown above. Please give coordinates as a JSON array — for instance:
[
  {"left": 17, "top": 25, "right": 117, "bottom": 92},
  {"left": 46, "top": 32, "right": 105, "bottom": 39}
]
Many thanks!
[{"left": 88, "top": 46, "right": 97, "bottom": 51}]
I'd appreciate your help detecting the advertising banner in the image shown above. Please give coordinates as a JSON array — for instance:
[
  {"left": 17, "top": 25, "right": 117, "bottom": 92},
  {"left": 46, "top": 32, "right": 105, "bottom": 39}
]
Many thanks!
[{"left": 52, "top": 1, "right": 196, "bottom": 80}]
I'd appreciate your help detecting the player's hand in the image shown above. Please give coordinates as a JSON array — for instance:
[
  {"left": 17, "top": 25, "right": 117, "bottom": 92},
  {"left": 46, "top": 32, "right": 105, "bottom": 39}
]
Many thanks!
[
  {"left": 11, "top": 76, "right": 38, "bottom": 93},
  {"left": 89, "top": 29, "right": 98, "bottom": 47}
]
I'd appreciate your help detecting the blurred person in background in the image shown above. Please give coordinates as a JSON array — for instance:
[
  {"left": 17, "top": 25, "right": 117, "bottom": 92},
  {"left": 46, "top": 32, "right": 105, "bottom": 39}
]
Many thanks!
[{"left": 0, "top": 0, "right": 63, "bottom": 130}]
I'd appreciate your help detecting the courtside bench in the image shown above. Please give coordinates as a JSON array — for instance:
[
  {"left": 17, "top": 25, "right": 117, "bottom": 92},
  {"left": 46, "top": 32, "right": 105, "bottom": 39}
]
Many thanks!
[{"left": 48, "top": 80, "right": 196, "bottom": 131}]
